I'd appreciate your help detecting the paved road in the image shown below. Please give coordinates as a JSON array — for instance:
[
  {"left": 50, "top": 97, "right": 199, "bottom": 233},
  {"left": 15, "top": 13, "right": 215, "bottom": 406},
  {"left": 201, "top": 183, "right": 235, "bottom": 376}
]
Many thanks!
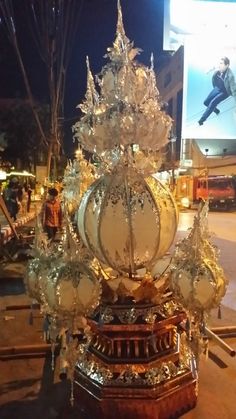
[
  {"left": 178, "top": 209, "right": 236, "bottom": 241},
  {"left": 0, "top": 209, "right": 236, "bottom": 419}
]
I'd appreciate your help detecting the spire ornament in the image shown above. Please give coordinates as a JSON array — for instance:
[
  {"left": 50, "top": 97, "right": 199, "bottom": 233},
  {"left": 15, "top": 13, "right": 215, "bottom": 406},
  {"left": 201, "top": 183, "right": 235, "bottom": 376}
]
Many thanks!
[
  {"left": 170, "top": 200, "right": 228, "bottom": 362},
  {"left": 106, "top": 0, "right": 133, "bottom": 64},
  {"left": 77, "top": 56, "right": 99, "bottom": 115},
  {"left": 72, "top": 0, "right": 172, "bottom": 162}
]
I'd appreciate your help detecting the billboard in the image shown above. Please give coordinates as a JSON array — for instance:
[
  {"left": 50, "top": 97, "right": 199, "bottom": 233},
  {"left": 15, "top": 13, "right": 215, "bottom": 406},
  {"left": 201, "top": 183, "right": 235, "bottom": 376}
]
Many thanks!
[
  {"left": 182, "top": 39, "right": 236, "bottom": 140},
  {"left": 163, "top": 0, "right": 236, "bottom": 52},
  {"left": 163, "top": 0, "right": 236, "bottom": 154}
]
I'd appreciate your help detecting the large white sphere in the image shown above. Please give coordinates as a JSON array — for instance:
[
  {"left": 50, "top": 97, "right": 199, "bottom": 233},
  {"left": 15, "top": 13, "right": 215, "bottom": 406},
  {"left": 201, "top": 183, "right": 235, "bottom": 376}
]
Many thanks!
[{"left": 78, "top": 168, "right": 178, "bottom": 275}]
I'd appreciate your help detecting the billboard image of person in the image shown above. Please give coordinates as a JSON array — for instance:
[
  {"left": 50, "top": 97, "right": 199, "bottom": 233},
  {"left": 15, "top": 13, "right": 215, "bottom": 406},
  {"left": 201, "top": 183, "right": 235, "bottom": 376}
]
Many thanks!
[
  {"left": 198, "top": 57, "right": 236, "bottom": 126},
  {"left": 182, "top": 39, "right": 236, "bottom": 140}
]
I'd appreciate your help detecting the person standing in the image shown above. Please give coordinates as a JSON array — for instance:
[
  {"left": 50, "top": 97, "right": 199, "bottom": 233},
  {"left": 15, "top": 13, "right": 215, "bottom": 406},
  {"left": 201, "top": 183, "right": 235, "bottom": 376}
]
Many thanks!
[
  {"left": 3, "top": 181, "right": 19, "bottom": 221},
  {"left": 26, "top": 184, "right": 32, "bottom": 213},
  {"left": 198, "top": 56, "right": 236, "bottom": 125},
  {"left": 41, "top": 187, "right": 62, "bottom": 240}
]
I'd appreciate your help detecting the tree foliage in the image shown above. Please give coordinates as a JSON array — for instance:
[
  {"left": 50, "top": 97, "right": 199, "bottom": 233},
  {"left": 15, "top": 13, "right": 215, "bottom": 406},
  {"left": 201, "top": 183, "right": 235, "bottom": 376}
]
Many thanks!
[
  {"left": 0, "top": 101, "right": 50, "bottom": 170},
  {"left": 0, "top": 0, "right": 85, "bottom": 178}
]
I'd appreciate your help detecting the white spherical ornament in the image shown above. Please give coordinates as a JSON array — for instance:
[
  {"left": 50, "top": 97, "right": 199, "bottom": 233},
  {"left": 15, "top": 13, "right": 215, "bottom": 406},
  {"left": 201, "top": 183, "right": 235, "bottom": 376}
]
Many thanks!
[
  {"left": 171, "top": 260, "right": 227, "bottom": 313},
  {"left": 78, "top": 168, "right": 178, "bottom": 275},
  {"left": 24, "top": 257, "right": 51, "bottom": 303},
  {"left": 44, "top": 261, "right": 101, "bottom": 318}
]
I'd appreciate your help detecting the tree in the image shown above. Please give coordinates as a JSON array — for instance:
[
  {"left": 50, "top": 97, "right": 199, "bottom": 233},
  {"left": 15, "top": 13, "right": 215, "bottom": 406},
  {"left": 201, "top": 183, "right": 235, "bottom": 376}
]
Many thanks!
[
  {"left": 0, "top": 0, "right": 85, "bottom": 179},
  {"left": 0, "top": 101, "right": 50, "bottom": 171}
]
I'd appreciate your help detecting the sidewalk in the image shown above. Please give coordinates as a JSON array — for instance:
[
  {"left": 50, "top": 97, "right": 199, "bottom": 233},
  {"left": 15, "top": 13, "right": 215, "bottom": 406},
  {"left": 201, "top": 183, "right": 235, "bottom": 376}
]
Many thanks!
[{"left": 0, "top": 201, "right": 41, "bottom": 244}]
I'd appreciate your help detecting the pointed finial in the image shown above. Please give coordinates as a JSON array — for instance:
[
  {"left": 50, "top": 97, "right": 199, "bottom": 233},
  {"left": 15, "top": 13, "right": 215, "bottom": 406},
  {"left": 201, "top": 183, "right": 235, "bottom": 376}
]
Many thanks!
[
  {"left": 77, "top": 56, "right": 99, "bottom": 113},
  {"left": 112, "top": 0, "right": 130, "bottom": 61},
  {"left": 150, "top": 53, "right": 154, "bottom": 70},
  {"left": 104, "top": 0, "right": 141, "bottom": 63},
  {"left": 86, "top": 55, "right": 90, "bottom": 69},
  {"left": 87, "top": 56, "right": 99, "bottom": 105},
  {"left": 117, "top": 0, "right": 126, "bottom": 40}
]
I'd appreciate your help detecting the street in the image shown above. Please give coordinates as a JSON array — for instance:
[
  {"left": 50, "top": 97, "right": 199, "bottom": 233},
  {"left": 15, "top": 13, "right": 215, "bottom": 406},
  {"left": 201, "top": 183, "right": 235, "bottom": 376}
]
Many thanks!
[
  {"left": 178, "top": 209, "right": 236, "bottom": 242},
  {"left": 0, "top": 209, "right": 236, "bottom": 419}
]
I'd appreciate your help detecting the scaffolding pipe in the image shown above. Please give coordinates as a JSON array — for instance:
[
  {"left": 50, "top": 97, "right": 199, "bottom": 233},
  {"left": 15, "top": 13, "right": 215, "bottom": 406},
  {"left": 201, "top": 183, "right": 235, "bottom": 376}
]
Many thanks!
[{"left": 205, "top": 327, "right": 236, "bottom": 357}]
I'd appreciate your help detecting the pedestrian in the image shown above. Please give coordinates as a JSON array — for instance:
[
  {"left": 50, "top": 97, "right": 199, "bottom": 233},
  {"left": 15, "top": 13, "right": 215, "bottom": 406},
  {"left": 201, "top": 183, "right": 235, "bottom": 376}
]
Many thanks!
[
  {"left": 25, "top": 184, "right": 32, "bottom": 213},
  {"left": 198, "top": 56, "right": 236, "bottom": 125},
  {"left": 16, "top": 183, "right": 23, "bottom": 203},
  {"left": 3, "top": 181, "right": 19, "bottom": 221},
  {"left": 41, "top": 187, "right": 62, "bottom": 240}
]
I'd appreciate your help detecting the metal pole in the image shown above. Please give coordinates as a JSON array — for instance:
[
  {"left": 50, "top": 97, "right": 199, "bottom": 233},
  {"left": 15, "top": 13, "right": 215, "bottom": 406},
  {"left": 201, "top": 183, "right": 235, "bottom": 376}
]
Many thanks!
[{"left": 205, "top": 327, "right": 236, "bottom": 357}]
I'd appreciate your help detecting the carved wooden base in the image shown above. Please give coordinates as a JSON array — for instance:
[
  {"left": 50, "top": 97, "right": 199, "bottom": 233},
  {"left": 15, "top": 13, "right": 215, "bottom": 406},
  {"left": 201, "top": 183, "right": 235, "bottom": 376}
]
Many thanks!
[
  {"left": 75, "top": 373, "right": 197, "bottom": 419},
  {"left": 74, "top": 303, "right": 198, "bottom": 419}
]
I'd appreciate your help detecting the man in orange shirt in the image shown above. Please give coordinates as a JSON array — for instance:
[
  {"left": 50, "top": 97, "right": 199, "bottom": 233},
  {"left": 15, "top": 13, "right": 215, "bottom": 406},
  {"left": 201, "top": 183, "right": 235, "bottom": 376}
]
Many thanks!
[{"left": 41, "top": 187, "right": 62, "bottom": 240}]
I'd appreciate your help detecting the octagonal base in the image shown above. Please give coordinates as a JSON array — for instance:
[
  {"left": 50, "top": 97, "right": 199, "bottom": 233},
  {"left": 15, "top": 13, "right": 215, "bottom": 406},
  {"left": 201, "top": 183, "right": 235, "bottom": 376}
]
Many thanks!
[
  {"left": 74, "top": 303, "right": 198, "bottom": 419},
  {"left": 75, "top": 371, "right": 197, "bottom": 419}
]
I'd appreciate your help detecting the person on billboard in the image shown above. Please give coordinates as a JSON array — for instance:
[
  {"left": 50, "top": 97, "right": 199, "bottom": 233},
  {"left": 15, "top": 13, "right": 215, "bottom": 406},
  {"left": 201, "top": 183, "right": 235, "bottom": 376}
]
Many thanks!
[{"left": 198, "top": 56, "right": 236, "bottom": 125}]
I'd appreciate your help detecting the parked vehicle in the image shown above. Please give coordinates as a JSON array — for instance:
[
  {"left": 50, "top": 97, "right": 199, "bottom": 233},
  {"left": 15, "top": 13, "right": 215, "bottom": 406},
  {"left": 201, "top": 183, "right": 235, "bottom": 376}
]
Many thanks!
[
  {"left": 196, "top": 176, "right": 236, "bottom": 209},
  {"left": 175, "top": 175, "right": 236, "bottom": 210}
]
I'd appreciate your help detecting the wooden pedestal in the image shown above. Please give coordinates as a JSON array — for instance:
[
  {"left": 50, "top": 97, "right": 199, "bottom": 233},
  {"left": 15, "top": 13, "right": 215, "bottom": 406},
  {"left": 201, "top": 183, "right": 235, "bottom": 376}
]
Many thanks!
[{"left": 74, "top": 303, "right": 198, "bottom": 419}]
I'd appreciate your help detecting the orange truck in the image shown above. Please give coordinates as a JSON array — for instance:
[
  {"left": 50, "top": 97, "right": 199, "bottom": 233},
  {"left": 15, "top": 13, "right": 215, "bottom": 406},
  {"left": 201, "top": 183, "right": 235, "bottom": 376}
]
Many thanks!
[
  {"left": 176, "top": 175, "right": 236, "bottom": 210},
  {"left": 195, "top": 175, "right": 236, "bottom": 209}
]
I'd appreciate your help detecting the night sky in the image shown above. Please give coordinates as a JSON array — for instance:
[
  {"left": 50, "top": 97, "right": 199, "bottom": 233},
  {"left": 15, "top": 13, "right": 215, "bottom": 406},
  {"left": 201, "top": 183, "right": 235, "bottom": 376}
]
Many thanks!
[{"left": 0, "top": 0, "right": 165, "bottom": 155}]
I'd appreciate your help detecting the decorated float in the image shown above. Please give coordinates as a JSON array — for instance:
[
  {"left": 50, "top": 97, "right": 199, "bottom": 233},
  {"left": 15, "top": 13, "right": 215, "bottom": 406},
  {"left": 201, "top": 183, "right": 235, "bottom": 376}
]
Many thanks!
[{"left": 25, "top": 2, "right": 228, "bottom": 418}]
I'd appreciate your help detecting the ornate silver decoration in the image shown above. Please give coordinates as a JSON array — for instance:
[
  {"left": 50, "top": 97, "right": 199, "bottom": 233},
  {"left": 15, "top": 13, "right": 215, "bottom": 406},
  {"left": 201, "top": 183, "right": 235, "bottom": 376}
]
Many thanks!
[
  {"left": 78, "top": 359, "right": 113, "bottom": 385},
  {"left": 77, "top": 358, "right": 190, "bottom": 387},
  {"left": 97, "top": 302, "right": 181, "bottom": 325}
]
